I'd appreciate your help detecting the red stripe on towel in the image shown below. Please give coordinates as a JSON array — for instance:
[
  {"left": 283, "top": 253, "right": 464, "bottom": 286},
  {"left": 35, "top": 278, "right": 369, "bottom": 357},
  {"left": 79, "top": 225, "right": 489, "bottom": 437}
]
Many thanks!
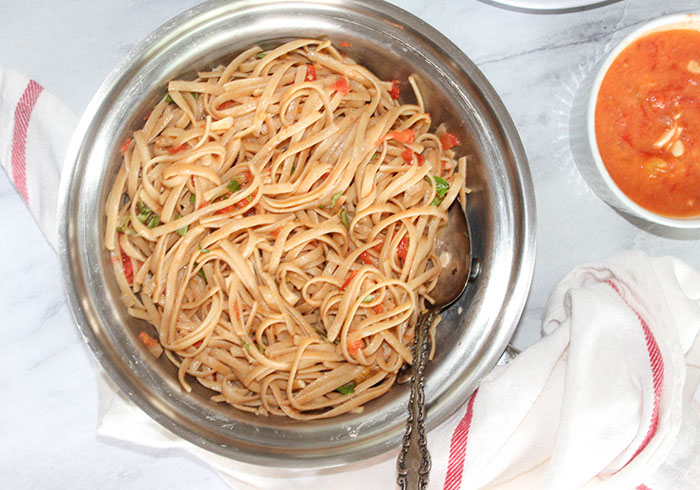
[
  {"left": 444, "top": 389, "right": 478, "bottom": 490},
  {"left": 606, "top": 280, "right": 664, "bottom": 468},
  {"left": 10, "top": 79, "right": 44, "bottom": 205}
]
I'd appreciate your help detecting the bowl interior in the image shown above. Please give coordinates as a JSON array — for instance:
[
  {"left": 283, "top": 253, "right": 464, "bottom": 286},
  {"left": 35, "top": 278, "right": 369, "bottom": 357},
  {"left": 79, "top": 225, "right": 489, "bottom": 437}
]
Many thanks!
[{"left": 59, "top": 0, "right": 535, "bottom": 467}]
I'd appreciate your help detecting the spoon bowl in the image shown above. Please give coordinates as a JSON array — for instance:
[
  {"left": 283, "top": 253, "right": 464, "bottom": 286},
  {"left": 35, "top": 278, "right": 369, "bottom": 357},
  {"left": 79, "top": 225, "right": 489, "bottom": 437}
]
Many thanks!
[{"left": 433, "top": 203, "right": 473, "bottom": 308}]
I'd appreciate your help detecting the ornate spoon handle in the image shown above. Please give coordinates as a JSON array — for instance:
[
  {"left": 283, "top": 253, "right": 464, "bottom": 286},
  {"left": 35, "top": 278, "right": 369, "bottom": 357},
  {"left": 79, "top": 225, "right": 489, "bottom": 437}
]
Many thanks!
[{"left": 396, "top": 310, "right": 435, "bottom": 490}]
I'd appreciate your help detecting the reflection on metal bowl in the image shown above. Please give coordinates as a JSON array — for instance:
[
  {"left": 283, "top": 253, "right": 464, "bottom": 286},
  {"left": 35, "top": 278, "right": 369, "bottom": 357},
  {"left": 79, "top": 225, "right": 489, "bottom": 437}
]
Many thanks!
[{"left": 58, "top": 0, "right": 535, "bottom": 468}]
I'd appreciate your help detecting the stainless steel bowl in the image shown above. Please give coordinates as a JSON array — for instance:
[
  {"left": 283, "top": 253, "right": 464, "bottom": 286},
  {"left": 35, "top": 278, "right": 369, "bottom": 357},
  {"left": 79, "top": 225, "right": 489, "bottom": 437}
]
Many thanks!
[{"left": 58, "top": 0, "right": 536, "bottom": 467}]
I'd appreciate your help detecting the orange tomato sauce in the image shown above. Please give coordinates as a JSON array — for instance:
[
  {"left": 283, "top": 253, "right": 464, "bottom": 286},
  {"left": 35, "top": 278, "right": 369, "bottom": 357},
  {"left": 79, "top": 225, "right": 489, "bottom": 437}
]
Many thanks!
[{"left": 595, "top": 29, "right": 700, "bottom": 218}]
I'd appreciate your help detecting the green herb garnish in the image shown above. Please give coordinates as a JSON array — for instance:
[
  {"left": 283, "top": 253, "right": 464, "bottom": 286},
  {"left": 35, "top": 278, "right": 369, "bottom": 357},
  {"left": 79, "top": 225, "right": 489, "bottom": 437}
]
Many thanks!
[
  {"left": 370, "top": 153, "right": 379, "bottom": 160},
  {"left": 256, "top": 52, "right": 266, "bottom": 59},
  {"left": 336, "top": 382, "right": 355, "bottom": 395},
  {"left": 362, "top": 294, "right": 375, "bottom": 303},
  {"left": 330, "top": 192, "right": 342, "bottom": 209},
  {"left": 425, "top": 175, "right": 450, "bottom": 202},
  {"left": 431, "top": 196, "right": 442, "bottom": 206},
  {"left": 198, "top": 268, "right": 207, "bottom": 283},
  {"left": 227, "top": 178, "right": 241, "bottom": 193},
  {"left": 199, "top": 244, "right": 210, "bottom": 254},
  {"left": 339, "top": 208, "right": 350, "bottom": 229},
  {"left": 175, "top": 214, "right": 188, "bottom": 237},
  {"left": 165, "top": 94, "right": 173, "bottom": 103},
  {"left": 241, "top": 340, "right": 251, "bottom": 351},
  {"left": 434, "top": 176, "right": 449, "bottom": 198},
  {"left": 256, "top": 343, "right": 265, "bottom": 354},
  {"left": 189, "top": 194, "right": 196, "bottom": 204},
  {"left": 192, "top": 92, "right": 198, "bottom": 100}
]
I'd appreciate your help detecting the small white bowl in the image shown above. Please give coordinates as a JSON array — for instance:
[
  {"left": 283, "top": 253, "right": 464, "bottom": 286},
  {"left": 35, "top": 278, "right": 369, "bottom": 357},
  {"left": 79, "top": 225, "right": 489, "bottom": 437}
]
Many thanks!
[{"left": 570, "top": 13, "right": 700, "bottom": 229}]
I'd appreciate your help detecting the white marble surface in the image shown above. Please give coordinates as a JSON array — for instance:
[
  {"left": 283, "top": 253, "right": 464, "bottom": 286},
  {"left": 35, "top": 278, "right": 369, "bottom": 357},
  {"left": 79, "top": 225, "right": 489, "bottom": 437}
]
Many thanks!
[{"left": 1, "top": 1, "right": 699, "bottom": 488}]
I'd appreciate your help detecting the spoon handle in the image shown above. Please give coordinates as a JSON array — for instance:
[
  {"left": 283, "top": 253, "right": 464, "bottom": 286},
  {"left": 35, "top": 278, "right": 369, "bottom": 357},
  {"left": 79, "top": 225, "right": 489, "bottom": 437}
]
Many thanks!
[{"left": 397, "top": 310, "right": 435, "bottom": 490}]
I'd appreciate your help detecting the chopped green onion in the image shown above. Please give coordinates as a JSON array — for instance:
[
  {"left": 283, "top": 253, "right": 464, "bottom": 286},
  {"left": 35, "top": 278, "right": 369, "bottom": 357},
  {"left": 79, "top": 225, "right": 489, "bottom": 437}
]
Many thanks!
[
  {"left": 256, "top": 343, "right": 265, "bottom": 354},
  {"left": 241, "top": 340, "right": 251, "bottom": 351},
  {"left": 339, "top": 208, "right": 350, "bottom": 228},
  {"left": 136, "top": 212, "right": 149, "bottom": 223},
  {"left": 227, "top": 178, "right": 241, "bottom": 192},
  {"left": 431, "top": 196, "right": 442, "bottom": 206},
  {"left": 165, "top": 94, "right": 173, "bottom": 103},
  {"left": 256, "top": 52, "right": 266, "bottom": 59},
  {"left": 246, "top": 194, "right": 253, "bottom": 202},
  {"left": 147, "top": 214, "right": 160, "bottom": 229},
  {"left": 137, "top": 202, "right": 152, "bottom": 215},
  {"left": 199, "top": 244, "right": 209, "bottom": 253},
  {"left": 291, "top": 162, "right": 297, "bottom": 175},
  {"left": 362, "top": 294, "right": 375, "bottom": 303},
  {"left": 336, "top": 382, "right": 355, "bottom": 395},
  {"left": 198, "top": 268, "right": 207, "bottom": 283},
  {"left": 330, "top": 192, "right": 342, "bottom": 209},
  {"left": 116, "top": 216, "right": 131, "bottom": 232},
  {"left": 370, "top": 153, "right": 379, "bottom": 160},
  {"left": 189, "top": 194, "right": 196, "bottom": 204},
  {"left": 192, "top": 92, "right": 198, "bottom": 100}
]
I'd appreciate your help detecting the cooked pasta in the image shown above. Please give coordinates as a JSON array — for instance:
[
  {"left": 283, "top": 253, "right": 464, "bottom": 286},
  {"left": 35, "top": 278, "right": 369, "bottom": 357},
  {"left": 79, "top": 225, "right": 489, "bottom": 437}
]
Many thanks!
[{"left": 104, "top": 39, "right": 467, "bottom": 420}]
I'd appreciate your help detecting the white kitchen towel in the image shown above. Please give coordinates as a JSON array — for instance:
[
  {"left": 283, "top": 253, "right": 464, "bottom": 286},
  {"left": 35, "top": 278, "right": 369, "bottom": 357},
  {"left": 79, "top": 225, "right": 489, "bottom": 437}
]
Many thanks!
[{"left": 3, "top": 67, "right": 700, "bottom": 490}]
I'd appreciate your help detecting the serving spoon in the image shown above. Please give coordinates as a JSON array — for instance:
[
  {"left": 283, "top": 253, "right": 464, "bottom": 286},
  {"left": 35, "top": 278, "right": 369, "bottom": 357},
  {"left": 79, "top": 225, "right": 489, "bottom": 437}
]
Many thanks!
[{"left": 396, "top": 203, "right": 472, "bottom": 490}]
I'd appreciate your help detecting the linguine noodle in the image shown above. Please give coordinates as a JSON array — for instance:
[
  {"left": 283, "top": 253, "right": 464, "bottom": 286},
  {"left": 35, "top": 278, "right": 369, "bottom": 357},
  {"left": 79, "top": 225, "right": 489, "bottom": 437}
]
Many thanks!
[{"left": 104, "top": 39, "right": 467, "bottom": 420}]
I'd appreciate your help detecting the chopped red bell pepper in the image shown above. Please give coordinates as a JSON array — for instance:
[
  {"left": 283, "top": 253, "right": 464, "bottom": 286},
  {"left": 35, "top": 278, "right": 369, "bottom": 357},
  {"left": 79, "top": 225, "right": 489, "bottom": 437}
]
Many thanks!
[
  {"left": 389, "top": 80, "right": 400, "bottom": 100},
  {"left": 440, "top": 132, "right": 460, "bottom": 150},
  {"left": 347, "top": 338, "right": 363, "bottom": 355},
  {"left": 373, "top": 303, "right": 384, "bottom": 315},
  {"left": 381, "top": 129, "right": 415, "bottom": 145},
  {"left": 120, "top": 138, "right": 132, "bottom": 156},
  {"left": 359, "top": 251, "right": 373, "bottom": 265},
  {"left": 340, "top": 270, "right": 358, "bottom": 291},
  {"left": 305, "top": 64, "right": 317, "bottom": 82},
  {"left": 397, "top": 236, "right": 409, "bottom": 260},
  {"left": 339, "top": 41, "right": 352, "bottom": 48},
  {"left": 330, "top": 77, "right": 350, "bottom": 95},
  {"left": 217, "top": 100, "right": 236, "bottom": 110},
  {"left": 215, "top": 204, "right": 235, "bottom": 214},
  {"left": 138, "top": 331, "right": 159, "bottom": 348},
  {"left": 117, "top": 232, "right": 134, "bottom": 284},
  {"left": 168, "top": 143, "right": 188, "bottom": 154}
]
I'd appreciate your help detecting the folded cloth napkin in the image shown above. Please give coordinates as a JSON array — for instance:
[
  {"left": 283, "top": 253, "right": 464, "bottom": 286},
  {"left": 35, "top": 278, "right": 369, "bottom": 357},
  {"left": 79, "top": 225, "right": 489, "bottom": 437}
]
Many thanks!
[{"left": 2, "top": 67, "right": 700, "bottom": 490}]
